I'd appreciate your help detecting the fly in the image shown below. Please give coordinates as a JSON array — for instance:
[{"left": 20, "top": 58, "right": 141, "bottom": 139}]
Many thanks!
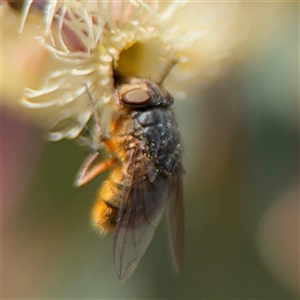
[{"left": 75, "top": 66, "right": 184, "bottom": 281}]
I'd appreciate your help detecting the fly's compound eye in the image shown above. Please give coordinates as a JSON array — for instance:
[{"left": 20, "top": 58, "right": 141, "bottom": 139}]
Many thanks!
[{"left": 121, "top": 88, "right": 152, "bottom": 108}]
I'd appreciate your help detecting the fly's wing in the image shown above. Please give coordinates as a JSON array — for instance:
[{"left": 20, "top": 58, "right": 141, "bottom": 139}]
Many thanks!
[
  {"left": 113, "top": 157, "right": 168, "bottom": 281},
  {"left": 166, "top": 164, "right": 184, "bottom": 272}
]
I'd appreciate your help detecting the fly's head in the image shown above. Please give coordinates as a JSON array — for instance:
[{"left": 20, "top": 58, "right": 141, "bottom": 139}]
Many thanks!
[{"left": 117, "top": 77, "right": 174, "bottom": 110}]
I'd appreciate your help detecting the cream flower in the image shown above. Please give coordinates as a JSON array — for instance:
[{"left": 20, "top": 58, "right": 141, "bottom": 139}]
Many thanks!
[{"left": 18, "top": 0, "right": 242, "bottom": 141}]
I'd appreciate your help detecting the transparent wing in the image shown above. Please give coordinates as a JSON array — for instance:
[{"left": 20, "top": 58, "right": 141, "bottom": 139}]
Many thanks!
[
  {"left": 166, "top": 165, "right": 184, "bottom": 272},
  {"left": 113, "top": 156, "right": 168, "bottom": 281}
]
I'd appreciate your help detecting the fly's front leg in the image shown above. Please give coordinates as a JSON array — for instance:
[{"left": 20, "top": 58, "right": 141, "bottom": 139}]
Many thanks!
[
  {"left": 75, "top": 84, "right": 122, "bottom": 187},
  {"left": 85, "top": 83, "right": 104, "bottom": 146},
  {"left": 74, "top": 151, "right": 117, "bottom": 187},
  {"left": 74, "top": 84, "right": 118, "bottom": 187}
]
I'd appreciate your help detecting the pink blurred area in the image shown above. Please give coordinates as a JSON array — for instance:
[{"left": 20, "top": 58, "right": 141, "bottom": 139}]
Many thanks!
[{"left": 1, "top": 108, "right": 44, "bottom": 223}]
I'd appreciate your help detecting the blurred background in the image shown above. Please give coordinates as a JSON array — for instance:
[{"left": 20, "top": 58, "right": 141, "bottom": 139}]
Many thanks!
[{"left": 2, "top": 1, "right": 299, "bottom": 299}]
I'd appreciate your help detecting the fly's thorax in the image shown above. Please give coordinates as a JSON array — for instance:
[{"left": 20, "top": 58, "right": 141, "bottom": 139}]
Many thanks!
[{"left": 131, "top": 107, "right": 182, "bottom": 175}]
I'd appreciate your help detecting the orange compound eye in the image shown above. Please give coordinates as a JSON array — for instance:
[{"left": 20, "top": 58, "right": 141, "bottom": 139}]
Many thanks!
[{"left": 121, "top": 88, "right": 151, "bottom": 108}]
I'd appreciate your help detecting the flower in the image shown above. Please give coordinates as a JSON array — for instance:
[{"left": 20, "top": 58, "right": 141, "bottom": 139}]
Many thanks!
[{"left": 17, "top": 0, "right": 242, "bottom": 141}]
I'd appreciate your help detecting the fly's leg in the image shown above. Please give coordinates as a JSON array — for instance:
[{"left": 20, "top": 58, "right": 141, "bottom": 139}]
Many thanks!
[
  {"left": 158, "top": 59, "right": 178, "bottom": 85},
  {"left": 74, "top": 152, "right": 117, "bottom": 187},
  {"left": 75, "top": 84, "right": 118, "bottom": 187},
  {"left": 85, "top": 83, "right": 103, "bottom": 146},
  {"left": 111, "top": 68, "right": 124, "bottom": 133}
]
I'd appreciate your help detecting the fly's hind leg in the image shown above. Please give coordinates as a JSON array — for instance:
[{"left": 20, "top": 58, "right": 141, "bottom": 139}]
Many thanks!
[{"left": 74, "top": 152, "right": 117, "bottom": 187}]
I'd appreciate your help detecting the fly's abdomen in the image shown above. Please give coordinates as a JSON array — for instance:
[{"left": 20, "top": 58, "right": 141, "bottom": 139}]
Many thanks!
[{"left": 92, "top": 165, "right": 125, "bottom": 232}]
